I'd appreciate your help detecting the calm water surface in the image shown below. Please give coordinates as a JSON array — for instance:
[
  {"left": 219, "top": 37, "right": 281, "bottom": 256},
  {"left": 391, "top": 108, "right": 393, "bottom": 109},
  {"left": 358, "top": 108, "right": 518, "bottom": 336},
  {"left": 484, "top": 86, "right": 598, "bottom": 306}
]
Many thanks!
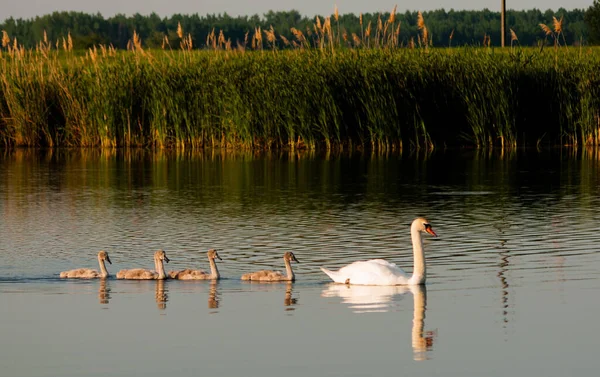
[{"left": 1, "top": 148, "right": 600, "bottom": 376}]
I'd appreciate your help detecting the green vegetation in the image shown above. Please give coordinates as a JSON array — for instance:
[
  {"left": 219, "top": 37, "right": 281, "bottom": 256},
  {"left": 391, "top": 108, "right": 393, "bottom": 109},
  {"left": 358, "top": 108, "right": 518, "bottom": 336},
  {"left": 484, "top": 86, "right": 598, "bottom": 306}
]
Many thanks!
[
  {"left": 2, "top": 40, "right": 600, "bottom": 150},
  {"left": 1, "top": 9, "right": 600, "bottom": 150},
  {"left": 0, "top": 8, "right": 591, "bottom": 50}
]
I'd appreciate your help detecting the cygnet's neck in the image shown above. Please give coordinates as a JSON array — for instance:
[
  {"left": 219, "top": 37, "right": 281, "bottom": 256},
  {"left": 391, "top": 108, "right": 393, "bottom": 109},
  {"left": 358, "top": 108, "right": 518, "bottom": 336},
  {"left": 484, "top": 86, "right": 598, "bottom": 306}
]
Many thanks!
[
  {"left": 208, "top": 257, "right": 220, "bottom": 279},
  {"left": 155, "top": 258, "right": 167, "bottom": 280},
  {"left": 284, "top": 258, "right": 295, "bottom": 281},
  {"left": 98, "top": 256, "right": 109, "bottom": 278},
  {"left": 409, "top": 227, "right": 426, "bottom": 285}
]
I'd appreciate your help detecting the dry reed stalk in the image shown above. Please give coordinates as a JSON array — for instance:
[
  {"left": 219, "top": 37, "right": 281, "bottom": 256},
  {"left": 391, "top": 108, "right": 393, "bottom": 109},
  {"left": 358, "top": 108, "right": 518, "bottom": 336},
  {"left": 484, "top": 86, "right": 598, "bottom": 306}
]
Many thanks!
[
  {"left": 177, "top": 22, "right": 183, "bottom": 39},
  {"left": 187, "top": 34, "right": 193, "bottom": 50},
  {"left": 205, "top": 28, "right": 214, "bottom": 50},
  {"left": 334, "top": 4, "right": 339, "bottom": 22},
  {"left": 352, "top": 33, "right": 361, "bottom": 46},
  {"left": 67, "top": 32, "right": 73, "bottom": 51},
  {"left": 218, "top": 30, "right": 226, "bottom": 49},
  {"left": 417, "top": 11, "right": 429, "bottom": 48},
  {"left": 89, "top": 46, "right": 97, "bottom": 62},
  {"left": 132, "top": 30, "right": 144, "bottom": 53},
  {"left": 539, "top": 23, "right": 552, "bottom": 36},
  {"left": 509, "top": 29, "right": 519, "bottom": 48},
  {"left": 417, "top": 11, "right": 425, "bottom": 30},
  {"left": 359, "top": 12, "right": 364, "bottom": 45},
  {"left": 291, "top": 27, "right": 306, "bottom": 48},
  {"left": 253, "top": 26, "right": 263, "bottom": 50},
  {"left": 2, "top": 31, "right": 10, "bottom": 48},
  {"left": 280, "top": 34, "right": 290, "bottom": 46},
  {"left": 264, "top": 26, "right": 276, "bottom": 43},
  {"left": 553, "top": 16, "right": 563, "bottom": 34}
]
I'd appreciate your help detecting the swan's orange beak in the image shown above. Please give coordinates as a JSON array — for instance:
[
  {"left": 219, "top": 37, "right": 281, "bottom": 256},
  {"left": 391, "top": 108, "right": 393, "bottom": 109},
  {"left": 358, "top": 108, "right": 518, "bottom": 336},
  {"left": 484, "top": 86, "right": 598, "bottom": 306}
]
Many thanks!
[{"left": 425, "top": 225, "right": 437, "bottom": 237}]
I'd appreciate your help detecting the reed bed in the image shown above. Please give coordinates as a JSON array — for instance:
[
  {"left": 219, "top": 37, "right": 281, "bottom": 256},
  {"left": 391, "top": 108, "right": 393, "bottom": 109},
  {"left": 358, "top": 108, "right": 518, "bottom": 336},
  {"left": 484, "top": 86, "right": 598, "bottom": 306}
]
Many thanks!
[{"left": 1, "top": 38, "right": 600, "bottom": 150}]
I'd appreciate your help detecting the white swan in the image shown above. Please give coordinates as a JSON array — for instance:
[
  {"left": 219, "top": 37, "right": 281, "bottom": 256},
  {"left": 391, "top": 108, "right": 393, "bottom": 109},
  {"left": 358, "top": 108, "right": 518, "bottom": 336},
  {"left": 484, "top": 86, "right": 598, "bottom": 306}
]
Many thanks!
[
  {"left": 60, "top": 250, "right": 112, "bottom": 279},
  {"left": 116, "top": 250, "right": 170, "bottom": 280},
  {"left": 169, "top": 249, "right": 222, "bottom": 280},
  {"left": 320, "top": 217, "right": 437, "bottom": 285}
]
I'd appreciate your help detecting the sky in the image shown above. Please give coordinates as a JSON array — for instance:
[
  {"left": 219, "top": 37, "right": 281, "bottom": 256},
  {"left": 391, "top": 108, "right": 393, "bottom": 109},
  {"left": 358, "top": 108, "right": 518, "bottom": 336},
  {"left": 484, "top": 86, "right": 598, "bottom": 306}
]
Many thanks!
[{"left": 2, "top": 0, "right": 594, "bottom": 21}]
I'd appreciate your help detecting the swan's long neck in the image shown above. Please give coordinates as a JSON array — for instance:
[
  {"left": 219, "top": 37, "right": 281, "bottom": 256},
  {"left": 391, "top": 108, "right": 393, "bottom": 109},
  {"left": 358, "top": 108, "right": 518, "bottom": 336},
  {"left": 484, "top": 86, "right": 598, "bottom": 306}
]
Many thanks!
[
  {"left": 284, "top": 258, "right": 295, "bottom": 281},
  {"left": 98, "top": 256, "right": 109, "bottom": 278},
  {"left": 410, "top": 228, "right": 426, "bottom": 284},
  {"left": 155, "top": 258, "right": 167, "bottom": 280},
  {"left": 208, "top": 257, "right": 220, "bottom": 279}
]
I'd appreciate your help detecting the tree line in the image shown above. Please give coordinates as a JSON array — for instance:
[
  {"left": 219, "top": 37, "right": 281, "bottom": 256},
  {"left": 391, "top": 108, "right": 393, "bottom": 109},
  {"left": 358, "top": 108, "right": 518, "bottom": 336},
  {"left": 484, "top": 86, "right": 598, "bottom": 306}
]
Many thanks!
[{"left": 0, "top": 7, "right": 598, "bottom": 50}]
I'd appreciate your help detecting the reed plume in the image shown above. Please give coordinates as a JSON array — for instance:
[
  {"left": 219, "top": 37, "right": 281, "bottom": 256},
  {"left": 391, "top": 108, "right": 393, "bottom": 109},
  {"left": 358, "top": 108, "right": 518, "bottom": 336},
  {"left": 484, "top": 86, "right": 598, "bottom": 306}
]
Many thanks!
[
  {"left": 177, "top": 22, "right": 183, "bottom": 39},
  {"left": 417, "top": 11, "right": 429, "bottom": 48},
  {"left": 264, "top": 25, "right": 276, "bottom": 51},
  {"left": 1, "top": 30, "right": 9, "bottom": 48},
  {"left": 539, "top": 23, "right": 552, "bottom": 36},
  {"left": 552, "top": 16, "right": 563, "bottom": 34},
  {"left": 509, "top": 28, "right": 518, "bottom": 47}
]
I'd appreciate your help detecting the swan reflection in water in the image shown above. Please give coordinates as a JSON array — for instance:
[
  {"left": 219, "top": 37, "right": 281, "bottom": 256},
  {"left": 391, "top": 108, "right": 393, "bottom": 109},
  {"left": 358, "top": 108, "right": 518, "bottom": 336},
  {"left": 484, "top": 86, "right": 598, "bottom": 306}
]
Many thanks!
[
  {"left": 321, "top": 284, "right": 435, "bottom": 360},
  {"left": 240, "top": 281, "right": 299, "bottom": 311},
  {"left": 98, "top": 278, "right": 111, "bottom": 305},
  {"left": 208, "top": 281, "right": 220, "bottom": 309},
  {"left": 155, "top": 280, "right": 168, "bottom": 310},
  {"left": 284, "top": 282, "right": 298, "bottom": 311}
]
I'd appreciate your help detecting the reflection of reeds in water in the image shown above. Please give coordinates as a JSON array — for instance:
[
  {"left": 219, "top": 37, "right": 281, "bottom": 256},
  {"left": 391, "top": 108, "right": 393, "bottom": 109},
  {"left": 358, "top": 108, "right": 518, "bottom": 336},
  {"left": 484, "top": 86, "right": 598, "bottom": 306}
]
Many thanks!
[
  {"left": 98, "top": 278, "right": 110, "bottom": 304},
  {"left": 155, "top": 280, "right": 168, "bottom": 310},
  {"left": 208, "top": 281, "right": 220, "bottom": 309},
  {"left": 322, "top": 284, "right": 435, "bottom": 360},
  {"left": 284, "top": 282, "right": 298, "bottom": 310},
  {"left": 494, "top": 217, "right": 512, "bottom": 328}
]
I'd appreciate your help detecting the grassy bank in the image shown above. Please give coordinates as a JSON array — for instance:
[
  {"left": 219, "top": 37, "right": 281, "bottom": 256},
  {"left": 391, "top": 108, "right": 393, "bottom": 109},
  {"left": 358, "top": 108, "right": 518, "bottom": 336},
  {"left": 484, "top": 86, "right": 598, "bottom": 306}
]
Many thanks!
[{"left": 1, "top": 44, "right": 600, "bottom": 150}]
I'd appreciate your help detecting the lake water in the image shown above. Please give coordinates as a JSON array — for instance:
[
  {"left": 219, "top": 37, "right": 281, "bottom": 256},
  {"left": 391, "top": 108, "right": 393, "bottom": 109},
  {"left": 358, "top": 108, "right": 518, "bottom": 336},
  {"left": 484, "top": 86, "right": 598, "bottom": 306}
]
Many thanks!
[{"left": 1, "top": 148, "right": 600, "bottom": 377}]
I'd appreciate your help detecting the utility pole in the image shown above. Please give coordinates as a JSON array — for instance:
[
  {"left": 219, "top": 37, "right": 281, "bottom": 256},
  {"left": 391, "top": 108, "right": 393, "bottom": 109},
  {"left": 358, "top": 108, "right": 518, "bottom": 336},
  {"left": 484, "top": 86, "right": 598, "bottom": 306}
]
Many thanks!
[{"left": 501, "top": 0, "right": 506, "bottom": 47}]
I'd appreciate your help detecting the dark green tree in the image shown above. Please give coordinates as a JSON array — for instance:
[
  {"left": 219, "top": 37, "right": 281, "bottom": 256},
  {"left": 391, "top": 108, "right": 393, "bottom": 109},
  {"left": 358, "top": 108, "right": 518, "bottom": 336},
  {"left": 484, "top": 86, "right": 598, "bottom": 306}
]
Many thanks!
[{"left": 585, "top": 0, "right": 600, "bottom": 43}]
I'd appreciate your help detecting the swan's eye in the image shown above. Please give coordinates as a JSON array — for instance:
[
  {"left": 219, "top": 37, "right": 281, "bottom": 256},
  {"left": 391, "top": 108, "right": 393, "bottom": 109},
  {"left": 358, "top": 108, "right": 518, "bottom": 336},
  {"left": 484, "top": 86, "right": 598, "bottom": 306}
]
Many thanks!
[{"left": 424, "top": 223, "right": 431, "bottom": 229}]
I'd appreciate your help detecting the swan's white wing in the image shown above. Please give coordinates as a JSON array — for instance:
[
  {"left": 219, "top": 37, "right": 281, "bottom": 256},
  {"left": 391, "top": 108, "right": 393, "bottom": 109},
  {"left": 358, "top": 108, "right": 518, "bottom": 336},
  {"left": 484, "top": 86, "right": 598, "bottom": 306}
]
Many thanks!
[{"left": 321, "top": 259, "right": 410, "bottom": 285}]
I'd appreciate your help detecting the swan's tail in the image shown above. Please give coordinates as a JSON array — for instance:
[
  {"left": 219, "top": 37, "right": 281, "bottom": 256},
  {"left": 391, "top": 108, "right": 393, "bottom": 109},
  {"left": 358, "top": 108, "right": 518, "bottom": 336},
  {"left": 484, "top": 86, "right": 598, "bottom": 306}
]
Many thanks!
[{"left": 320, "top": 267, "right": 349, "bottom": 284}]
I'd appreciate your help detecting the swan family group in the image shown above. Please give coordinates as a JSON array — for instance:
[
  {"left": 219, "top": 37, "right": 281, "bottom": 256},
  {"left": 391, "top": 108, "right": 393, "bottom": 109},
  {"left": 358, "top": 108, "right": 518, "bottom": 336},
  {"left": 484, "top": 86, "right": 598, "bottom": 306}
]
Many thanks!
[{"left": 60, "top": 217, "right": 437, "bottom": 286}]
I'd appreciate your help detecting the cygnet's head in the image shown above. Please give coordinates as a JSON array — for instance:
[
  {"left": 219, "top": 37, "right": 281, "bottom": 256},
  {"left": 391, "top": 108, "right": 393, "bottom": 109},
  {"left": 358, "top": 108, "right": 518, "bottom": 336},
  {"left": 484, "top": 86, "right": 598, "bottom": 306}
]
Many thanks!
[
  {"left": 284, "top": 252, "right": 300, "bottom": 263},
  {"left": 207, "top": 249, "right": 222, "bottom": 260}
]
